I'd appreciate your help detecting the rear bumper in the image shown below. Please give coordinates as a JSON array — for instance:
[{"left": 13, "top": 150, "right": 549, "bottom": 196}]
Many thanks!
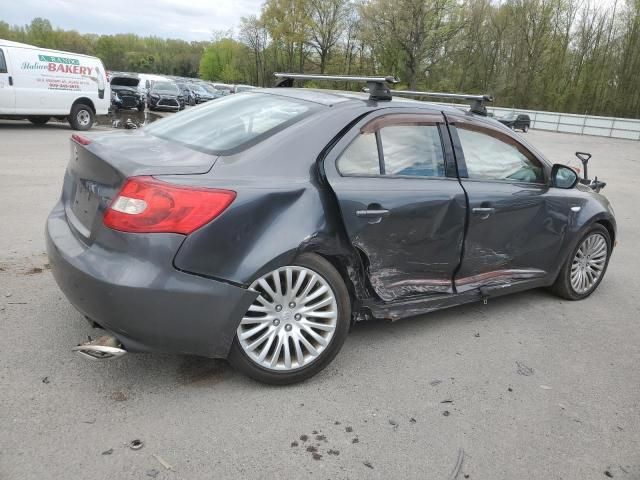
[{"left": 45, "top": 201, "right": 257, "bottom": 358}]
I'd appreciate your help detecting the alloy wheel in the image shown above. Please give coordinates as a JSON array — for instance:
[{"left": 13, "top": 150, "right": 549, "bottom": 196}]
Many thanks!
[
  {"left": 570, "top": 233, "right": 608, "bottom": 294},
  {"left": 237, "top": 266, "right": 338, "bottom": 371}
]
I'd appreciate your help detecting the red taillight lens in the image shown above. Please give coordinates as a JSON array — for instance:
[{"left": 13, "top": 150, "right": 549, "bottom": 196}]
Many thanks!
[
  {"left": 103, "top": 176, "right": 235, "bottom": 234},
  {"left": 71, "top": 134, "right": 92, "bottom": 145}
]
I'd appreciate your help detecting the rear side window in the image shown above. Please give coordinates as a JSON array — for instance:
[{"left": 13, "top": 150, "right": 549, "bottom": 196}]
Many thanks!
[
  {"left": 457, "top": 126, "right": 543, "bottom": 183},
  {"left": 145, "top": 93, "right": 317, "bottom": 154},
  {"left": 380, "top": 125, "right": 445, "bottom": 177},
  {"left": 337, "top": 121, "right": 445, "bottom": 178},
  {"left": 0, "top": 49, "right": 7, "bottom": 73}
]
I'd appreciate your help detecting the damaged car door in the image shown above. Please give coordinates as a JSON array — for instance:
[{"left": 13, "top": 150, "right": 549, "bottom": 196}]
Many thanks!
[
  {"left": 324, "top": 111, "right": 467, "bottom": 302},
  {"left": 447, "top": 114, "right": 567, "bottom": 293}
]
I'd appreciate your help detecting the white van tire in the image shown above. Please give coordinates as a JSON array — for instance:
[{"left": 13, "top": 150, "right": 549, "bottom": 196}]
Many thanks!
[{"left": 69, "top": 104, "right": 95, "bottom": 131}]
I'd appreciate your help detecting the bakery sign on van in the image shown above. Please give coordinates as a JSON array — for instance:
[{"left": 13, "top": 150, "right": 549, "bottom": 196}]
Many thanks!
[{"left": 20, "top": 54, "right": 95, "bottom": 76}]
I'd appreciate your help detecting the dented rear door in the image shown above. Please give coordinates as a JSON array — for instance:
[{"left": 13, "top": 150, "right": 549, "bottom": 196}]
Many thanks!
[{"left": 323, "top": 110, "right": 467, "bottom": 302}]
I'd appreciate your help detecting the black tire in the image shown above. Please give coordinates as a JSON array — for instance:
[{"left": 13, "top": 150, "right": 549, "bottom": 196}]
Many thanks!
[
  {"left": 550, "top": 224, "right": 611, "bottom": 300},
  {"left": 190, "top": 97, "right": 196, "bottom": 106},
  {"left": 28, "top": 116, "right": 50, "bottom": 125},
  {"left": 228, "top": 253, "right": 351, "bottom": 385},
  {"left": 68, "top": 103, "right": 94, "bottom": 131},
  {"left": 137, "top": 104, "right": 145, "bottom": 112},
  {"left": 149, "top": 105, "right": 156, "bottom": 111},
  {"left": 523, "top": 125, "right": 529, "bottom": 133}
]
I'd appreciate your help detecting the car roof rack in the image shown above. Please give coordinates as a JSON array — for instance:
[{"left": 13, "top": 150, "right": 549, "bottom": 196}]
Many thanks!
[
  {"left": 390, "top": 90, "right": 493, "bottom": 115},
  {"left": 274, "top": 73, "right": 399, "bottom": 101}
]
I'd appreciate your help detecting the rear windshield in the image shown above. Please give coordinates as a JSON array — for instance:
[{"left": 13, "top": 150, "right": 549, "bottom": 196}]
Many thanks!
[{"left": 145, "top": 92, "right": 318, "bottom": 154}]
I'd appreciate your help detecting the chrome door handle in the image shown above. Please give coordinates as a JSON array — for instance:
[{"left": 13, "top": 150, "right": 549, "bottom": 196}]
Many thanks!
[
  {"left": 472, "top": 207, "right": 495, "bottom": 216},
  {"left": 356, "top": 209, "right": 390, "bottom": 218}
]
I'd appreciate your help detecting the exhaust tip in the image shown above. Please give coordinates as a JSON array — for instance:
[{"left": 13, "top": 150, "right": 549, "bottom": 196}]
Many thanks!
[{"left": 72, "top": 335, "right": 126, "bottom": 360}]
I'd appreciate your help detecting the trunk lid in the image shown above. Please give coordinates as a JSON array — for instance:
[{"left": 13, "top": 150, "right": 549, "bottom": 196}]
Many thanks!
[{"left": 63, "top": 130, "right": 218, "bottom": 243}]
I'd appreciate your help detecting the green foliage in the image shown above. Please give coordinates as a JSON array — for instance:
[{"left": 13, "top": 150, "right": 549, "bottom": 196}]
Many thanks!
[{"left": 2, "top": 2, "right": 640, "bottom": 118}]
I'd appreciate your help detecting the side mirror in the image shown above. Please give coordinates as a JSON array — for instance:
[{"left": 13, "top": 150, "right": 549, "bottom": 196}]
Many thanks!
[{"left": 551, "top": 164, "right": 579, "bottom": 189}]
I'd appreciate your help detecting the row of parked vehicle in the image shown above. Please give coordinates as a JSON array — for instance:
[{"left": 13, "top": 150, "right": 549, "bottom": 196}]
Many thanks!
[{"left": 109, "top": 71, "right": 256, "bottom": 113}]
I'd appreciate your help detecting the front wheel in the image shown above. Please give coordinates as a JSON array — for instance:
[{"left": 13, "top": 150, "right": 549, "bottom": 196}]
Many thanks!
[
  {"left": 68, "top": 104, "right": 94, "bottom": 130},
  {"left": 551, "top": 224, "right": 611, "bottom": 300},
  {"left": 523, "top": 125, "right": 529, "bottom": 133},
  {"left": 228, "top": 253, "right": 351, "bottom": 385}
]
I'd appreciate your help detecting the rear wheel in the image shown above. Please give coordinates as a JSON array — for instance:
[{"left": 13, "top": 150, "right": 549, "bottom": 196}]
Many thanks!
[
  {"left": 228, "top": 253, "right": 351, "bottom": 385},
  {"left": 28, "top": 116, "right": 50, "bottom": 125},
  {"left": 551, "top": 224, "right": 611, "bottom": 300},
  {"left": 68, "top": 104, "right": 94, "bottom": 130},
  {"left": 523, "top": 125, "right": 529, "bottom": 133}
]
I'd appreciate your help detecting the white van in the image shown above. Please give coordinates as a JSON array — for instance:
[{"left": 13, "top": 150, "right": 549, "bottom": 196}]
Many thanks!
[{"left": 0, "top": 39, "right": 110, "bottom": 130}]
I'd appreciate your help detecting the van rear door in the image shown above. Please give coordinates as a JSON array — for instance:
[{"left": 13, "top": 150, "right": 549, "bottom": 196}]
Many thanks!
[{"left": 0, "top": 47, "right": 15, "bottom": 113}]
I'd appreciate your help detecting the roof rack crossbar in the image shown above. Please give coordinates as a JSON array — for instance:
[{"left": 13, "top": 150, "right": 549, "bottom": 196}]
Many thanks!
[
  {"left": 390, "top": 90, "right": 494, "bottom": 115},
  {"left": 274, "top": 73, "right": 399, "bottom": 101}
]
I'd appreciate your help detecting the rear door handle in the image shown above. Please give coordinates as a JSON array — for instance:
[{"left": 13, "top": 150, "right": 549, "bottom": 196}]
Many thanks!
[
  {"left": 472, "top": 207, "right": 495, "bottom": 215},
  {"left": 8, "top": 76, "right": 13, "bottom": 86},
  {"left": 356, "top": 209, "right": 390, "bottom": 218}
]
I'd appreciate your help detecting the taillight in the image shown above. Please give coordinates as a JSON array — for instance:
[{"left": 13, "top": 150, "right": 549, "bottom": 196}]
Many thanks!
[
  {"left": 71, "top": 134, "right": 92, "bottom": 145},
  {"left": 103, "top": 176, "right": 235, "bottom": 234}
]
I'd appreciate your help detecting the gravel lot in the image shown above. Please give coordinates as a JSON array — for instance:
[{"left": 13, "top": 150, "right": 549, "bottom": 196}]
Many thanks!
[{"left": 1, "top": 120, "right": 639, "bottom": 480}]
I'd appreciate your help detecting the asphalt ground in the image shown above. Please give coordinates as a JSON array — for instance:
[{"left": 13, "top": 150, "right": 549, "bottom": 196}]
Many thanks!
[{"left": 1, "top": 119, "right": 639, "bottom": 480}]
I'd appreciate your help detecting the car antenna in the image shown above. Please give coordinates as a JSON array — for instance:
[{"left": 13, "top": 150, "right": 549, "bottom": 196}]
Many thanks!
[
  {"left": 390, "top": 90, "right": 494, "bottom": 116},
  {"left": 273, "top": 73, "right": 400, "bottom": 101}
]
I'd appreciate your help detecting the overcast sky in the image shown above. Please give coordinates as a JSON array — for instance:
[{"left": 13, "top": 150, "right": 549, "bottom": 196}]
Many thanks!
[{"left": 0, "top": 0, "right": 264, "bottom": 41}]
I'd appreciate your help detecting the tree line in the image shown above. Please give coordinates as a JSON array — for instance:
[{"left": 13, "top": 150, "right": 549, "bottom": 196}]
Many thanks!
[{"left": 2, "top": 1, "right": 639, "bottom": 118}]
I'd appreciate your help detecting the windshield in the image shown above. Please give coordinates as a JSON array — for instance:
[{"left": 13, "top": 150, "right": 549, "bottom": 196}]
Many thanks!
[
  {"left": 145, "top": 92, "right": 318, "bottom": 154},
  {"left": 152, "top": 82, "right": 179, "bottom": 94},
  {"left": 502, "top": 112, "right": 517, "bottom": 120},
  {"left": 192, "top": 85, "right": 208, "bottom": 93}
]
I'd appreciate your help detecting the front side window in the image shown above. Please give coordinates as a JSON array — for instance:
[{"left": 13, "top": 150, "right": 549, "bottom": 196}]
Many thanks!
[
  {"left": 457, "top": 126, "right": 543, "bottom": 183},
  {"left": 0, "top": 49, "right": 7, "bottom": 73},
  {"left": 145, "top": 92, "right": 317, "bottom": 154}
]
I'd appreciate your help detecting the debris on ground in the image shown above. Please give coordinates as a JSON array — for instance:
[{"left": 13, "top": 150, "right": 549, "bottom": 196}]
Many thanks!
[
  {"left": 328, "top": 449, "right": 340, "bottom": 455},
  {"left": 306, "top": 446, "right": 318, "bottom": 453},
  {"left": 540, "top": 385, "right": 552, "bottom": 390},
  {"left": 152, "top": 454, "right": 174, "bottom": 471},
  {"left": 389, "top": 419, "right": 398, "bottom": 430},
  {"left": 447, "top": 448, "right": 465, "bottom": 480},
  {"left": 516, "top": 361, "right": 534, "bottom": 376},
  {"left": 345, "top": 426, "right": 353, "bottom": 433},
  {"left": 315, "top": 434, "right": 327, "bottom": 442},
  {"left": 300, "top": 434, "right": 308, "bottom": 442},
  {"left": 101, "top": 448, "right": 113, "bottom": 455},
  {"left": 507, "top": 387, "right": 513, "bottom": 392},
  {"left": 291, "top": 441, "right": 298, "bottom": 447},
  {"left": 604, "top": 470, "right": 614, "bottom": 477},
  {"left": 364, "top": 461, "right": 374, "bottom": 469},
  {"left": 410, "top": 417, "right": 417, "bottom": 423},
  {"left": 443, "top": 411, "right": 451, "bottom": 417},
  {"left": 41, "top": 376, "right": 49, "bottom": 384},
  {"left": 441, "top": 399, "right": 453, "bottom": 404},
  {"left": 129, "top": 439, "right": 144, "bottom": 450},
  {"left": 352, "top": 437, "right": 359, "bottom": 444},
  {"left": 25, "top": 267, "right": 43, "bottom": 275},
  {"left": 312, "top": 453, "right": 322, "bottom": 460},
  {"left": 430, "top": 379, "right": 443, "bottom": 386},
  {"left": 146, "top": 469, "right": 159, "bottom": 478},
  {"left": 474, "top": 332, "right": 480, "bottom": 337},
  {"left": 334, "top": 421, "right": 341, "bottom": 425}
]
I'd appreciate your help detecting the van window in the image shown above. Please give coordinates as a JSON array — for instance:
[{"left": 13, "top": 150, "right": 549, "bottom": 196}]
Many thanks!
[{"left": 0, "top": 49, "right": 7, "bottom": 74}]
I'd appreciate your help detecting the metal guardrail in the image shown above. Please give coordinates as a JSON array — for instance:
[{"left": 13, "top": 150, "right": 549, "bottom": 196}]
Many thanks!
[
  {"left": 429, "top": 101, "right": 640, "bottom": 140},
  {"left": 487, "top": 106, "right": 640, "bottom": 141}
]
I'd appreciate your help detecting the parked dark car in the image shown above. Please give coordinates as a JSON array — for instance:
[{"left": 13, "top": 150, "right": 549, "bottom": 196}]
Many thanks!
[
  {"left": 46, "top": 82, "right": 615, "bottom": 385},
  {"left": 177, "top": 83, "right": 197, "bottom": 106},
  {"left": 499, "top": 112, "right": 531, "bottom": 132},
  {"left": 190, "top": 84, "right": 216, "bottom": 103},
  {"left": 110, "top": 75, "right": 145, "bottom": 112},
  {"left": 147, "top": 81, "right": 183, "bottom": 111}
]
